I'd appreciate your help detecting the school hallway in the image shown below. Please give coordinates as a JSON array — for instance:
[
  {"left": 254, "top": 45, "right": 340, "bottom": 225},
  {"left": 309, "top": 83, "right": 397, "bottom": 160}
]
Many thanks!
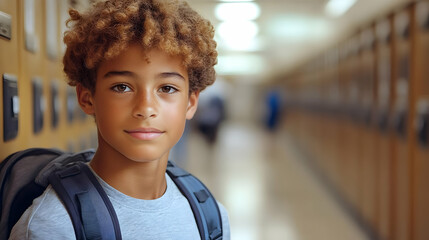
[{"left": 181, "top": 119, "right": 369, "bottom": 240}]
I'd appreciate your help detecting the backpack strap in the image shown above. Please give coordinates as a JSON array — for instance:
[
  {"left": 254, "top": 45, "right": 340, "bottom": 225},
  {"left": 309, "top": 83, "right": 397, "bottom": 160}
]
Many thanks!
[
  {"left": 166, "top": 161, "right": 223, "bottom": 240},
  {"left": 48, "top": 162, "right": 122, "bottom": 240}
]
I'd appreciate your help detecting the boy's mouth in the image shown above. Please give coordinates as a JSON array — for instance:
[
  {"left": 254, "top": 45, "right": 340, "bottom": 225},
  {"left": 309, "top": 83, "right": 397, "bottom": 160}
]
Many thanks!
[{"left": 124, "top": 128, "right": 164, "bottom": 141}]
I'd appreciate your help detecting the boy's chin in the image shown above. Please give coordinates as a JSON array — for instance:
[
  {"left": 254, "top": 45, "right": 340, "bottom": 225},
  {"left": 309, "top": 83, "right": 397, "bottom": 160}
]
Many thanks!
[{"left": 120, "top": 149, "right": 169, "bottom": 164}]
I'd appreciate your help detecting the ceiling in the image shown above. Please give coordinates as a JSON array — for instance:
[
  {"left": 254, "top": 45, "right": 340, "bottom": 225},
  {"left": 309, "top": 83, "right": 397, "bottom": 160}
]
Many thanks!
[{"left": 186, "top": 0, "right": 409, "bottom": 83}]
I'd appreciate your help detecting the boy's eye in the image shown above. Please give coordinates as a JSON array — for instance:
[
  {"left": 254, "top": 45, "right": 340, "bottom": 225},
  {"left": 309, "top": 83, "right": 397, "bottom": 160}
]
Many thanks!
[
  {"left": 111, "top": 84, "right": 131, "bottom": 93},
  {"left": 159, "top": 86, "right": 178, "bottom": 94}
]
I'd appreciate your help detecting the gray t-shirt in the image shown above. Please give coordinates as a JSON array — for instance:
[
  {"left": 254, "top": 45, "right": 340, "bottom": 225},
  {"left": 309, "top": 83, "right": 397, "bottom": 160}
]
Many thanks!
[{"left": 9, "top": 171, "right": 230, "bottom": 240}]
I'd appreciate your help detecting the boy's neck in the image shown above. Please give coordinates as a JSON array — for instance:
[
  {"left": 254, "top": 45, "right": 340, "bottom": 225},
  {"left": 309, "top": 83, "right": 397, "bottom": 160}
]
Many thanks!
[{"left": 90, "top": 139, "right": 168, "bottom": 200}]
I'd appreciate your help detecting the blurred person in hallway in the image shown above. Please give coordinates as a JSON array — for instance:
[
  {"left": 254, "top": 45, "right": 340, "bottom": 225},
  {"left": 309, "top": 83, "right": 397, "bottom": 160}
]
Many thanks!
[
  {"left": 265, "top": 89, "right": 282, "bottom": 131},
  {"left": 195, "top": 79, "right": 228, "bottom": 145}
]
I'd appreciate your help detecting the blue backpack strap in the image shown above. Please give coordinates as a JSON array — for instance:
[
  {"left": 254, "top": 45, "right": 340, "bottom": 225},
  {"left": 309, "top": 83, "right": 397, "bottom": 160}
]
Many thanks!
[
  {"left": 166, "top": 161, "right": 223, "bottom": 240},
  {"left": 48, "top": 162, "right": 122, "bottom": 240}
]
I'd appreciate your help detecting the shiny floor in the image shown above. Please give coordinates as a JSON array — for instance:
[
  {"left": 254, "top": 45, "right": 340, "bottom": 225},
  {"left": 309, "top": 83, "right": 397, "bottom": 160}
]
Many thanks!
[{"left": 181, "top": 120, "right": 369, "bottom": 240}]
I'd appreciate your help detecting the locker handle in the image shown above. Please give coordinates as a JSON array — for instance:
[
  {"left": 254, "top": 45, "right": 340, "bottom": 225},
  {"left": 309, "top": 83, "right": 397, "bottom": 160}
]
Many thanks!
[
  {"left": 394, "top": 111, "right": 407, "bottom": 138},
  {"left": 12, "top": 96, "right": 20, "bottom": 117},
  {"left": 378, "top": 111, "right": 389, "bottom": 132},
  {"left": 417, "top": 113, "right": 429, "bottom": 146},
  {"left": 363, "top": 108, "right": 372, "bottom": 126},
  {"left": 350, "top": 107, "right": 360, "bottom": 123}
]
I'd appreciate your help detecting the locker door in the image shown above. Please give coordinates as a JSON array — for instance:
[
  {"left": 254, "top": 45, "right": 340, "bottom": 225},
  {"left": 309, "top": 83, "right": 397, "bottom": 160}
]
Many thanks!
[
  {"left": 307, "top": 60, "right": 321, "bottom": 159},
  {"left": 352, "top": 37, "right": 364, "bottom": 219},
  {"left": 375, "top": 18, "right": 394, "bottom": 240},
  {"left": 358, "top": 27, "right": 379, "bottom": 235},
  {"left": 343, "top": 37, "right": 362, "bottom": 213},
  {"left": 44, "top": 0, "right": 65, "bottom": 148},
  {"left": 0, "top": 1, "right": 20, "bottom": 160},
  {"left": 309, "top": 59, "right": 323, "bottom": 168},
  {"left": 412, "top": 2, "right": 429, "bottom": 239},
  {"left": 18, "top": 0, "right": 47, "bottom": 146},
  {"left": 337, "top": 43, "right": 349, "bottom": 205},
  {"left": 325, "top": 49, "right": 341, "bottom": 189},
  {"left": 284, "top": 75, "right": 300, "bottom": 136},
  {"left": 392, "top": 8, "right": 412, "bottom": 240},
  {"left": 317, "top": 56, "right": 333, "bottom": 180},
  {"left": 319, "top": 58, "right": 328, "bottom": 175}
]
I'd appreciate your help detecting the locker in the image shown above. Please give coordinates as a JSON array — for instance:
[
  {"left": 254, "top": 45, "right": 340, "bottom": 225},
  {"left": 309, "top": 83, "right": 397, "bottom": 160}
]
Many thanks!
[
  {"left": 0, "top": 0, "right": 98, "bottom": 158},
  {"left": 44, "top": 0, "right": 61, "bottom": 131},
  {"left": 350, "top": 37, "right": 364, "bottom": 216},
  {"left": 357, "top": 26, "right": 379, "bottom": 234},
  {"left": 392, "top": 8, "right": 412, "bottom": 240},
  {"left": 322, "top": 49, "right": 341, "bottom": 189},
  {"left": 314, "top": 59, "right": 326, "bottom": 174},
  {"left": 45, "top": 0, "right": 58, "bottom": 60},
  {"left": 375, "top": 18, "right": 394, "bottom": 240},
  {"left": 301, "top": 61, "right": 320, "bottom": 159},
  {"left": 337, "top": 42, "right": 352, "bottom": 206},
  {"left": 338, "top": 37, "right": 362, "bottom": 213},
  {"left": 282, "top": 2, "right": 425, "bottom": 240},
  {"left": 330, "top": 70, "right": 343, "bottom": 193},
  {"left": 412, "top": 2, "right": 429, "bottom": 239},
  {"left": 0, "top": 1, "right": 20, "bottom": 160},
  {"left": 18, "top": 0, "right": 48, "bottom": 147}
]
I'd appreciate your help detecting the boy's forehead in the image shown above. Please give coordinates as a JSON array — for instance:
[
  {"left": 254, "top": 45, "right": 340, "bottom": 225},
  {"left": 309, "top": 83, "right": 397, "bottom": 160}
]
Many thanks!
[
  {"left": 97, "top": 45, "right": 188, "bottom": 78},
  {"left": 107, "top": 44, "right": 184, "bottom": 65}
]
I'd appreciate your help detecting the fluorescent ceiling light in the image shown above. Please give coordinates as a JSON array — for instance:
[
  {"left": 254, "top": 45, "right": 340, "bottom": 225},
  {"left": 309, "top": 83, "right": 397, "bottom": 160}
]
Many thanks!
[
  {"left": 215, "top": 2, "right": 260, "bottom": 21},
  {"left": 216, "top": 36, "right": 263, "bottom": 52},
  {"left": 218, "top": 21, "right": 258, "bottom": 41},
  {"left": 217, "top": 21, "right": 259, "bottom": 51},
  {"left": 216, "top": 54, "right": 266, "bottom": 76},
  {"left": 325, "top": 0, "right": 357, "bottom": 17},
  {"left": 268, "top": 15, "right": 330, "bottom": 41}
]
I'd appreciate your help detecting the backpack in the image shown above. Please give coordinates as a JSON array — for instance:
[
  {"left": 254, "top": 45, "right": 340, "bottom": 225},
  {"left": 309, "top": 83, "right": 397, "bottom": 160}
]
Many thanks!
[{"left": 0, "top": 148, "right": 223, "bottom": 240}]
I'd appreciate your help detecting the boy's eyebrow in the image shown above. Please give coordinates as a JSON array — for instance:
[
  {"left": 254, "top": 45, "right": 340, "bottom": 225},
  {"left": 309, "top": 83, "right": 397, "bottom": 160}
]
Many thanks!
[
  {"left": 103, "top": 71, "right": 136, "bottom": 78},
  {"left": 103, "top": 71, "right": 185, "bottom": 81},
  {"left": 157, "top": 72, "right": 186, "bottom": 81}
]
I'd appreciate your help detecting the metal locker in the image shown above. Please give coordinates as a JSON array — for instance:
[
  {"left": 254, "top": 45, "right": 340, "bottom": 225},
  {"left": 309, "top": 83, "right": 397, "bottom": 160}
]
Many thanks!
[
  {"left": 358, "top": 26, "right": 379, "bottom": 236},
  {"left": 375, "top": 18, "right": 394, "bottom": 240},
  {"left": 412, "top": 2, "right": 429, "bottom": 239},
  {"left": 392, "top": 8, "right": 412, "bottom": 240},
  {"left": 0, "top": 1, "right": 20, "bottom": 160}
]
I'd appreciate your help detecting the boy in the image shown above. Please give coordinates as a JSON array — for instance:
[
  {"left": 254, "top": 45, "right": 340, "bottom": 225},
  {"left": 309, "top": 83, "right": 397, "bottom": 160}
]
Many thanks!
[{"left": 9, "top": 0, "right": 230, "bottom": 239}]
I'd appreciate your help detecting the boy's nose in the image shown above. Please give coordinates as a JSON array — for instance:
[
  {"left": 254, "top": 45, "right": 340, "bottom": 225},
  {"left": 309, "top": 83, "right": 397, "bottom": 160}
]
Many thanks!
[{"left": 132, "top": 92, "right": 157, "bottom": 119}]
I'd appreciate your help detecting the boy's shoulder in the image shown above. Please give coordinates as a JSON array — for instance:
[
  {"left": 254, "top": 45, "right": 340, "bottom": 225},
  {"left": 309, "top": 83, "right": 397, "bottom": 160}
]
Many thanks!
[{"left": 9, "top": 185, "right": 75, "bottom": 240}]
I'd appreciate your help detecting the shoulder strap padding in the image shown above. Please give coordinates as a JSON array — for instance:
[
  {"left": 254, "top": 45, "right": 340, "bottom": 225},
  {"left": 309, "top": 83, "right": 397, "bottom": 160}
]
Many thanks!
[
  {"left": 166, "top": 161, "right": 223, "bottom": 240},
  {"left": 48, "top": 161, "right": 121, "bottom": 240}
]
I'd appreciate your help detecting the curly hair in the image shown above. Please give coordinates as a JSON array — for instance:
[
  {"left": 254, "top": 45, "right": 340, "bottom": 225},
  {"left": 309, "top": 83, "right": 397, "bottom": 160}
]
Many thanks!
[{"left": 63, "top": 0, "right": 217, "bottom": 93}]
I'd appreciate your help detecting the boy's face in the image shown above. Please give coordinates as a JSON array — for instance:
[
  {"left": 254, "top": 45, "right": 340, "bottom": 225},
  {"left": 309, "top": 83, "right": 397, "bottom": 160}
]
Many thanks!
[{"left": 77, "top": 44, "right": 199, "bottom": 163}]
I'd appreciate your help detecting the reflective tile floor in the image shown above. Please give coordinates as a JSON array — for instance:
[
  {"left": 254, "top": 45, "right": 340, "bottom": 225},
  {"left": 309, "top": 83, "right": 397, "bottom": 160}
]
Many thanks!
[{"left": 182, "top": 120, "right": 369, "bottom": 240}]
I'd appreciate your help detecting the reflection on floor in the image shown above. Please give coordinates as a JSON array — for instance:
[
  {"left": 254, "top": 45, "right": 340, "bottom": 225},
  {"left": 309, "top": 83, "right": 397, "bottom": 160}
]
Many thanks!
[{"left": 183, "top": 120, "right": 369, "bottom": 240}]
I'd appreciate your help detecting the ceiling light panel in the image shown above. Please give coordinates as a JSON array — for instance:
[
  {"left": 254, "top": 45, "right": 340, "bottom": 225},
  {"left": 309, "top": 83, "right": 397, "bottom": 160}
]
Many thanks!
[{"left": 215, "top": 2, "right": 260, "bottom": 21}]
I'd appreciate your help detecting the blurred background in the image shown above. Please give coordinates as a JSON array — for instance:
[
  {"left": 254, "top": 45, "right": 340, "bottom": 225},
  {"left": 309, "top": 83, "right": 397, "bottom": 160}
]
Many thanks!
[{"left": 1, "top": 0, "right": 429, "bottom": 239}]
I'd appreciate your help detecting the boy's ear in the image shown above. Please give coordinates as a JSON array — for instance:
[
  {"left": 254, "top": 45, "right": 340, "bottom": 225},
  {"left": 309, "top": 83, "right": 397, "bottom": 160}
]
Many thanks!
[
  {"left": 186, "top": 91, "right": 199, "bottom": 120},
  {"left": 76, "top": 84, "right": 95, "bottom": 115}
]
